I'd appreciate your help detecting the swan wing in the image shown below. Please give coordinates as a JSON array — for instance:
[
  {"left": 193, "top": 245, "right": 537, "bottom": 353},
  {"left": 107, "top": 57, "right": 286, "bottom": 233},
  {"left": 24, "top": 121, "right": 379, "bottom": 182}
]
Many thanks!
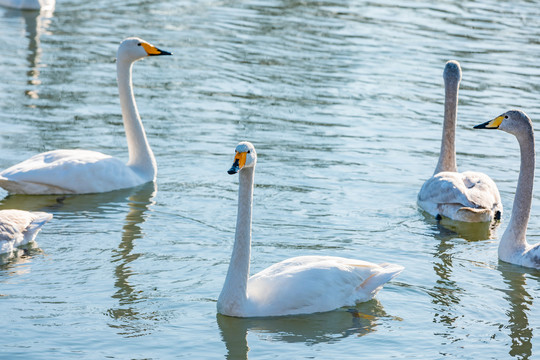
[
  {"left": 419, "top": 171, "right": 501, "bottom": 213},
  {"left": 419, "top": 172, "right": 475, "bottom": 208},
  {"left": 0, "top": 149, "right": 143, "bottom": 194},
  {"left": 460, "top": 171, "right": 501, "bottom": 209},
  {"left": 523, "top": 243, "right": 540, "bottom": 269},
  {"left": 245, "top": 255, "right": 402, "bottom": 317},
  {"left": 0, "top": 210, "right": 52, "bottom": 254}
]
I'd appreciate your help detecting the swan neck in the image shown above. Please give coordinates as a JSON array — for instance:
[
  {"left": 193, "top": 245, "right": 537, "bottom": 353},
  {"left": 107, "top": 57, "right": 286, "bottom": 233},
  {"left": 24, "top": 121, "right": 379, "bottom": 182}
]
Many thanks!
[
  {"left": 219, "top": 167, "right": 254, "bottom": 311},
  {"left": 501, "top": 131, "right": 535, "bottom": 252},
  {"left": 117, "top": 59, "right": 156, "bottom": 180},
  {"left": 435, "top": 81, "right": 458, "bottom": 174}
]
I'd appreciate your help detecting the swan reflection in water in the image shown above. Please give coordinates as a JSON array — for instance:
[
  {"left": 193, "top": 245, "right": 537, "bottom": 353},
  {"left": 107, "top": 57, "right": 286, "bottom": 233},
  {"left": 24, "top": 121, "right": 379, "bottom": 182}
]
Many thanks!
[
  {"left": 217, "top": 300, "right": 398, "bottom": 360},
  {"left": 0, "top": 182, "right": 158, "bottom": 335},
  {"left": 424, "top": 211, "right": 485, "bottom": 341},
  {"left": 1, "top": 2, "right": 55, "bottom": 100},
  {"left": 498, "top": 263, "right": 537, "bottom": 360},
  {"left": 421, "top": 210, "right": 498, "bottom": 242},
  {"left": 104, "top": 182, "right": 158, "bottom": 336}
]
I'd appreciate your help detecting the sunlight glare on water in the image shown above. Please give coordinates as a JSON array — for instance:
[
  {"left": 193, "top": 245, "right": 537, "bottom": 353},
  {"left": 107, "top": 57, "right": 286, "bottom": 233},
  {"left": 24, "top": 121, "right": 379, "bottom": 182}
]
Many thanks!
[{"left": 0, "top": 0, "right": 539, "bottom": 359}]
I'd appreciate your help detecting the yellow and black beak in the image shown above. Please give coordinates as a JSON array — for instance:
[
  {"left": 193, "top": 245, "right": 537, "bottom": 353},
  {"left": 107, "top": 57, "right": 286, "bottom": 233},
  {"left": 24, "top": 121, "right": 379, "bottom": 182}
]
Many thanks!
[
  {"left": 141, "top": 42, "right": 172, "bottom": 56},
  {"left": 228, "top": 151, "right": 247, "bottom": 175},
  {"left": 474, "top": 115, "right": 504, "bottom": 130}
]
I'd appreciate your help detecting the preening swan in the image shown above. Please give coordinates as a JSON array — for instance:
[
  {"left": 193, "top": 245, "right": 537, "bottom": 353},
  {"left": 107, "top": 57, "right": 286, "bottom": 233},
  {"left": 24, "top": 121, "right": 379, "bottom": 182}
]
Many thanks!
[
  {"left": 474, "top": 110, "right": 540, "bottom": 269},
  {"left": 217, "top": 142, "right": 404, "bottom": 317},
  {"left": 418, "top": 60, "right": 502, "bottom": 222},
  {"left": 0, "top": 210, "right": 52, "bottom": 255},
  {"left": 0, "top": 37, "right": 171, "bottom": 195}
]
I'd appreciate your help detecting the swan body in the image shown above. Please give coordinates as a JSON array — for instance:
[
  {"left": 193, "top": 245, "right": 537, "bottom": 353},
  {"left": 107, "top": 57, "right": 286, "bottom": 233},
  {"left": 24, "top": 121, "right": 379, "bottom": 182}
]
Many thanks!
[
  {"left": 0, "top": 37, "right": 171, "bottom": 195},
  {"left": 418, "top": 60, "right": 502, "bottom": 222},
  {"left": 0, "top": 0, "right": 54, "bottom": 11},
  {"left": 217, "top": 142, "right": 404, "bottom": 318},
  {"left": 0, "top": 210, "right": 52, "bottom": 255},
  {"left": 475, "top": 110, "right": 540, "bottom": 269}
]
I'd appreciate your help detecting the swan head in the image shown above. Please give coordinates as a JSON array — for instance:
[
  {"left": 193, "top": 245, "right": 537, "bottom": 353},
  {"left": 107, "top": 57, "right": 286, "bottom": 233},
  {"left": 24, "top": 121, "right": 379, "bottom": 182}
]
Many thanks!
[
  {"left": 228, "top": 142, "right": 257, "bottom": 175},
  {"left": 443, "top": 60, "right": 462, "bottom": 86},
  {"left": 474, "top": 110, "right": 533, "bottom": 136},
  {"left": 117, "top": 37, "right": 172, "bottom": 63}
]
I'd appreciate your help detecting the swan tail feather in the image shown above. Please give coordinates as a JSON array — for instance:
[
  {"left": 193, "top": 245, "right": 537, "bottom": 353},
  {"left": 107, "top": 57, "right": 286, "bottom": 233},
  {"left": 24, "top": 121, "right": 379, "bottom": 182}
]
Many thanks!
[
  {"left": 23, "top": 212, "right": 53, "bottom": 243},
  {"left": 356, "top": 263, "right": 403, "bottom": 300},
  {"left": 437, "top": 203, "right": 493, "bottom": 223}
]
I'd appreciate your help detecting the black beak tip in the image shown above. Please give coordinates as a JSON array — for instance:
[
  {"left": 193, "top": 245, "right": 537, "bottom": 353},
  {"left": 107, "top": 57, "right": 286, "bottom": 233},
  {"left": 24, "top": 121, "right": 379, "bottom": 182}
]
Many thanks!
[
  {"left": 150, "top": 49, "right": 172, "bottom": 56},
  {"left": 227, "top": 168, "right": 238, "bottom": 175},
  {"left": 473, "top": 124, "right": 483, "bottom": 129}
]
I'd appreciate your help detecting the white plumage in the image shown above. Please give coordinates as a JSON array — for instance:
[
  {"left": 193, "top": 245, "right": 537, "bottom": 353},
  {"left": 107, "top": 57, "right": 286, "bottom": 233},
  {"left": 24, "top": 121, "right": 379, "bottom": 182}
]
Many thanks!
[
  {"left": 418, "top": 60, "right": 502, "bottom": 222},
  {"left": 475, "top": 110, "right": 540, "bottom": 269},
  {"left": 217, "top": 142, "right": 403, "bottom": 318},
  {"left": 0, "top": 0, "right": 54, "bottom": 11},
  {"left": 0, "top": 210, "right": 52, "bottom": 255},
  {"left": 0, "top": 37, "right": 171, "bottom": 195}
]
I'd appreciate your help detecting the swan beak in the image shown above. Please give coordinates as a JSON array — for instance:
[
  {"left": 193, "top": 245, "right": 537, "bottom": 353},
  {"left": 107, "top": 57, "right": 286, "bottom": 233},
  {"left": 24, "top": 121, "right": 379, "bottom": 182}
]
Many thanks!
[
  {"left": 141, "top": 42, "right": 172, "bottom": 56},
  {"left": 474, "top": 115, "right": 504, "bottom": 129},
  {"left": 228, "top": 152, "right": 247, "bottom": 175}
]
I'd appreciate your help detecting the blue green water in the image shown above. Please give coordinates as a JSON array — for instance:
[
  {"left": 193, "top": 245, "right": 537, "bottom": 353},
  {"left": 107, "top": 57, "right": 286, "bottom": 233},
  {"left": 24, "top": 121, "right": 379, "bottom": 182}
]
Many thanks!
[{"left": 0, "top": 0, "right": 539, "bottom": 358}]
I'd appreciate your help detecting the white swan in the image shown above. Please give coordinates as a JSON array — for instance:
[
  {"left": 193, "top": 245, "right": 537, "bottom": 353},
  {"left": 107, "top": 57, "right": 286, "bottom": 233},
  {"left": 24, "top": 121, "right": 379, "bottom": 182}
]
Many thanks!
[
  {"left": 418, "top": 60, "right": 502, "bottom": 222},
  {"left": 0, "top": 210, "right": 52, "bottom": 255},
  {"left": 0, "top": 0, "right": 54, "bottom": 11},
  {"left": 474, "top": 110, "right": 540, "bottom": 269},
  {"left": 217, "top": 141, "right": 404, "bottom": 317},
  {"left": 0, "top": 37, "right": 171, "bottom": 195}
]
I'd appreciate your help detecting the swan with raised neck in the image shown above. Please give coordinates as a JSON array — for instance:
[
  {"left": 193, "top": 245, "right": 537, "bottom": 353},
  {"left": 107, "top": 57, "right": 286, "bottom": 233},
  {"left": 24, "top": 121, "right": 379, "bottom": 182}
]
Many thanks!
[
  {"left": 474, "top": 110, "right": 540, "bottom": 269},
  {"left": 217, "top": 142, "right": 404, "bottom": 317},
  {"left": 0, "top": 37, "right": 171, "bottom": 194},
  {"left": 418, "top": 60, "right": 502, "bottom": 223}
]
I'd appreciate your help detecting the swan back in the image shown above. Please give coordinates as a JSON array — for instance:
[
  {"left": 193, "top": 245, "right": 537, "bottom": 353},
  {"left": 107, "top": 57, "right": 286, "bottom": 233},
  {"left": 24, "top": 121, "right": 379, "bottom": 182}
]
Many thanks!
[{"left": 0, "top": 0, "right": 54, "bottom": 10}]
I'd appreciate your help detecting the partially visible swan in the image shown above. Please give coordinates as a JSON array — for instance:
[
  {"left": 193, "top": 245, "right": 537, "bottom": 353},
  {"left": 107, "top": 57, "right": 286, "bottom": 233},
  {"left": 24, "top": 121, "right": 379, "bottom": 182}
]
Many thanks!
[
  {"left": 474, "top": 110, "right": 540, "bottom": 269},
  {"left": 418, "top": 60, "right": 502, "bottom": 222},
  {"left": 217, "top": 142, "right": 404, "bottom": 317},
  {"left": 0, "top": 210, "right": 52, "bottom": 255},
  {"left": 0, "top": 37, "right": 171, "bottom": 194},
  {"left": 0, "top": 0, "right": 54, "bottom": 11}
]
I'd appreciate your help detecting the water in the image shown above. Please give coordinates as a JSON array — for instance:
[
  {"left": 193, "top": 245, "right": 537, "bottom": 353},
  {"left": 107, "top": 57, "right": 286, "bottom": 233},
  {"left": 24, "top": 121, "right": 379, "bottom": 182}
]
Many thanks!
[{"left": 1, "top": 0, "right": 539, "bottom": 358}]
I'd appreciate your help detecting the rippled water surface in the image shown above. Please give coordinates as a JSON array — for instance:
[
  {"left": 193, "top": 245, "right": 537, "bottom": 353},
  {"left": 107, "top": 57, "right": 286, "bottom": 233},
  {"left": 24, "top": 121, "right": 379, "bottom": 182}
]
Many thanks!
[{"left": 1, "top": 0, "right": 540, "bottom": 359}]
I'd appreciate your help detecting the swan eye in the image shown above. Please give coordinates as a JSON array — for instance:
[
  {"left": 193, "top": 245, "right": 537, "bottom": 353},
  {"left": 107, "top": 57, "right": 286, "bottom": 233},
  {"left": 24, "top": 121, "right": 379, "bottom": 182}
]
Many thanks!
[
  {"left": 247, "top": 150, "right": 251, "bottom": 154},
  {"left": 505, "top": 115, "right": 508, "bottom": 119},
  {"left": 137, "top": 43, "right": 142, "bottom": 46}
]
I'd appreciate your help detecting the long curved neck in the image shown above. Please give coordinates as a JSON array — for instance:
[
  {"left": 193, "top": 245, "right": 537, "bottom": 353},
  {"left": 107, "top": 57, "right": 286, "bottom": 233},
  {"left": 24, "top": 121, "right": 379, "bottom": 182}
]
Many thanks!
[
  {"left": 501, "top": 130, "right": 535, "bottom": 253},
  {"left": 117, "top": 58, "right": 156, "bottom": 181},
  {"left": 434, "top": 79, "right": 459, "bottom": 174},
  {"left": 219, "top": 168, "right": 254, "bottom": 310}
]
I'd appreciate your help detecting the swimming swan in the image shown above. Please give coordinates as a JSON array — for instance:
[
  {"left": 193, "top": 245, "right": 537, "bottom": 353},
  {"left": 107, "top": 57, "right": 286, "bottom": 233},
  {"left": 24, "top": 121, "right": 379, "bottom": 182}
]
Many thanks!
[
  {"left": 418, "top": 60, "right": 502, "bottom": 222},
  {"left": 217, "top": 141, "right": 404, "bottom": 317},
  {"left": 0, "top": 210, "right": 52, "bottom": 255},
  {"left": 474, "top": 110, "right": 540, "bottom": 269},
  {"left": 0, "top": 37, "right": 171, "bottom": 195}
]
